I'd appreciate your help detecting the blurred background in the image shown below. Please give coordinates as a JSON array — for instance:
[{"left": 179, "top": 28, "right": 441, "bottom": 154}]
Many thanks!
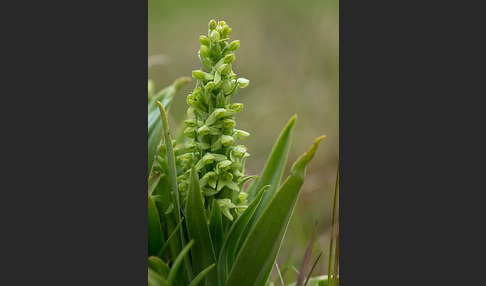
[{"left": 148, "top": 0, "right": 338, "bottom": 283}]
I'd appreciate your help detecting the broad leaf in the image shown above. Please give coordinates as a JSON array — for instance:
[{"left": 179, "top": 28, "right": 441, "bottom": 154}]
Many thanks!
[
  {"left": 217, "top": 185, "right": 268, "bottom": 286},
  {"left": 236, "top": 115, "right": 296, "bottom": 254},
  {"left": 185, "top": 166, "right": 218, "bottom": 286},
  {"left": 148, "top": 256, "right": 170, "bottom": 279},
  {"left": 226, "top": 136, "right": 325, "bottom": 286},
  {"left": 246, "top": 115, "right": 296, "bottom": 202},
  {"left": 148, "top": 268, "right": 169, "bottom": 286}
]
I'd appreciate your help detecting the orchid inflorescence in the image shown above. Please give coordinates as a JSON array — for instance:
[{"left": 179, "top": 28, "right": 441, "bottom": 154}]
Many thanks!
[{"left": 177, "top": 19, "right": 252, "bottom": 221}]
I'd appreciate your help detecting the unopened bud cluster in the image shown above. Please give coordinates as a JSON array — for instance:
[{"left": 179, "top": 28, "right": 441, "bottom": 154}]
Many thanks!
[{"left": 178, "top": 20, "right": 251, "bottom": 221}]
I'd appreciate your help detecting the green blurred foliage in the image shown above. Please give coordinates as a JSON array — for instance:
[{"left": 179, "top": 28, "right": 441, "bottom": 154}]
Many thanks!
[{"left": 149, "top": 0, "right": 338, "bottom": 283}]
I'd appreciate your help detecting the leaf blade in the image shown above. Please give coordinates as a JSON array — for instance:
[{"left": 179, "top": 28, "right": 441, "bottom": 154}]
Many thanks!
[
  {"left": 148, "top": 256, "right": 171, "bottom": 279},
  {"left": 148, "top": 193, "right": 164, "bottom": 257},
  {"left": 226, "top": 136, "right": 325, "bottom": 286},
  {"left": 185, "top": 166, "right": 219, "bottom": 285},
  {"left": 188, "top": 264, "right": 216, "bottom": 286},
  {"left": 217, "top": 185, "right": 268, "bottom": 286},
  {"left": 241, "top": 116, "right": 297, "bottom": 248},
  {"left": 167, "top": 239, "right": 195, "bottom": 285}
]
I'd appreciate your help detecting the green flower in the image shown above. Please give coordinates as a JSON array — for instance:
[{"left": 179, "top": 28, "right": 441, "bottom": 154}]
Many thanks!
[{"left": 177, "top": 19, "right": 252, "bottom": 220}]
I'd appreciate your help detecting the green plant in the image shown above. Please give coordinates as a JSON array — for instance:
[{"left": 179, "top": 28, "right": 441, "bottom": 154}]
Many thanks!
[{"left": 148, "top": 19, "right": 329, "bottom": 286}]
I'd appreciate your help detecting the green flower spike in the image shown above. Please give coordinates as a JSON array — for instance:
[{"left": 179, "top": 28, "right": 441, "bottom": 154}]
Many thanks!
[{"left": 178, "top": 19, "right": 252, "bottom": 220}]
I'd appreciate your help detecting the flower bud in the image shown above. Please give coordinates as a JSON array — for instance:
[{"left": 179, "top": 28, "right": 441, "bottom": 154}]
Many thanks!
[
  {"left": 184, "top": 127, "right": 196, "bottom": 138},
  {"left": 198, "top": 125, "right": 210, "bottom": 136},
  {"left": 229, "top": 40, "right": 240, "bottom": 51},
  {"left": 232, "top": 145, "right": 247, "bottom": 157},
  {"left": 217, "top": 63, "right": 229, "bottom": 75},
  {"left": 222, "top": 25, "right": 231, "bottom": 37},
  {"left": 210, "top": 30, "right": 220, "bottom": 42},
  {"left": 186, "top": 142, "right": 198, "bottom": 152},
  {"left": 186, "top": 94, "right": 197, "bottom": 106},
  {"left": 236, "top": 192, "right": 248, "bottom": 204},
  {"left": 208, "top": 19, "right": 217, "bottom": 30},
  {"left": 203, "top": 72, "right": 214, "bottom": 81},
  {"left": 223, "top": 54, "right": 235, "bottom": 64},
  {"left": 237, "top": 78, "right": 250, "bottom": 88},
  {"left": 192, "top": 70, "right": 204, "bottom": 79},
  {"left": 218, "top": 160, "right": 232, "bottom": 170},
  {"left": 223, "top": 119, "right": 236, "bottom": 129},
  {"left": 205, "top": 82, "right": 216, "bottom": 93},
  {"left": 230, "top": 103, "right": 243, "bottom": 112},
  {"left": 184, "top": 119, "right": 197, "bottom": 127},
  {"left": 199, "top": 45, "right": 210, "bottom": 57},
  {"left": 199, "top": 35, "right": 210, "bottom": 46},
  {"left": 221, "top": 80, "right": 232, "bottom": 93},
  {"left": 221, "top": 135, "right": 234, "bottom": 146},
  {"left": 234, "top": 129, "right": 250, "bottom": 140}
]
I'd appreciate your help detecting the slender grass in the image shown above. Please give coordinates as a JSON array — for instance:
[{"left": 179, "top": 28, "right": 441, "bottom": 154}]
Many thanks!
[
  {"left": 327, "top": 166, "right": 339, "bottom": 286},
  {"left": 304, "top": 251, "right": 323, "bottom": 286},
  {"left": 297, "top": 221, "right": 318, "bottom": 286}
]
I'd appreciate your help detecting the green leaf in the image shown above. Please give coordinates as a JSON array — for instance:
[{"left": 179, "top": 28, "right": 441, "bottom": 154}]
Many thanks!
[
  {"left": 168, "top": 239, "right": 195, "bottom": 285},
  {"left": 148, "top": 77, "right": 190, "bottom": 175},
  {"left": 148, "top": 256, "right": 171, "bottom": 279},
  {"left": 226, "top": 136, "right": 325, "bottom": 286},
  {"left": 157, "top": 101, "right": 193, "bottom": 279},
  {"left": 188, "top": 264, "right": 216, "bottom": 286},
  {"left": 185, "top": 166, "right": 218, "bottom": 285},
  {"left": 148, "top": 268, "right": 169, "bottom": 286},
  {"left": 217, "top": 185, "right": 269, "bottom": 286},
  {"left": 148, "top": 193, "right": 163, "bottom": 257},
  {"left": 246, "top": 115, "right": 296, "bottom": 202},
  {"left": 148, "top": 172, "right": 163, "bottom": 196},
  {"left": 287, "top": 275, "right": 338, "bottom": 286},
  {"left": 157, "top": 217, "right": 184, "bottom": 259},
  {"left": 209, "top": 200, "right": 223, "bottom": 259},
  {"left": 236, "top": 115, "right": 297, "bottom": 254}
]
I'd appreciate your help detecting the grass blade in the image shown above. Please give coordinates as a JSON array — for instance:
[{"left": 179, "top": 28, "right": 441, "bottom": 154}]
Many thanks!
[
  {"left": 332, "top": 232, "right": 339, "bottom": 286},
  {"left": 297, "top": 221, "right": 318, "bottom": 286},
  {"left": 168, "top": 239, "right": 195, "bottom": 285},
  {"left": 148, "top": 193, "right": 164, "bottom": 257},
  {"left": 304, "top": 252, "right": 323, "bottom": 286},
  {"left": 188, "top": 264, "right": 216, "bottom": 286},
  {"left": 157, "top": 217, "right": 184, "bottom": 259},
  {"left": 148, "top": 77, "right": 190, "bottom": 175},
  {"left": 157, "top": 101, "right": 193, "bottom": 280},
  {"left": 185, "top": 166, "right": 218, "bottom": 285},
  {"left": 226, "top": 136, "right": 325, "bottom": 286},
  {"left": 327, "top": 167, "right": 339, "bottom": 286}
]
